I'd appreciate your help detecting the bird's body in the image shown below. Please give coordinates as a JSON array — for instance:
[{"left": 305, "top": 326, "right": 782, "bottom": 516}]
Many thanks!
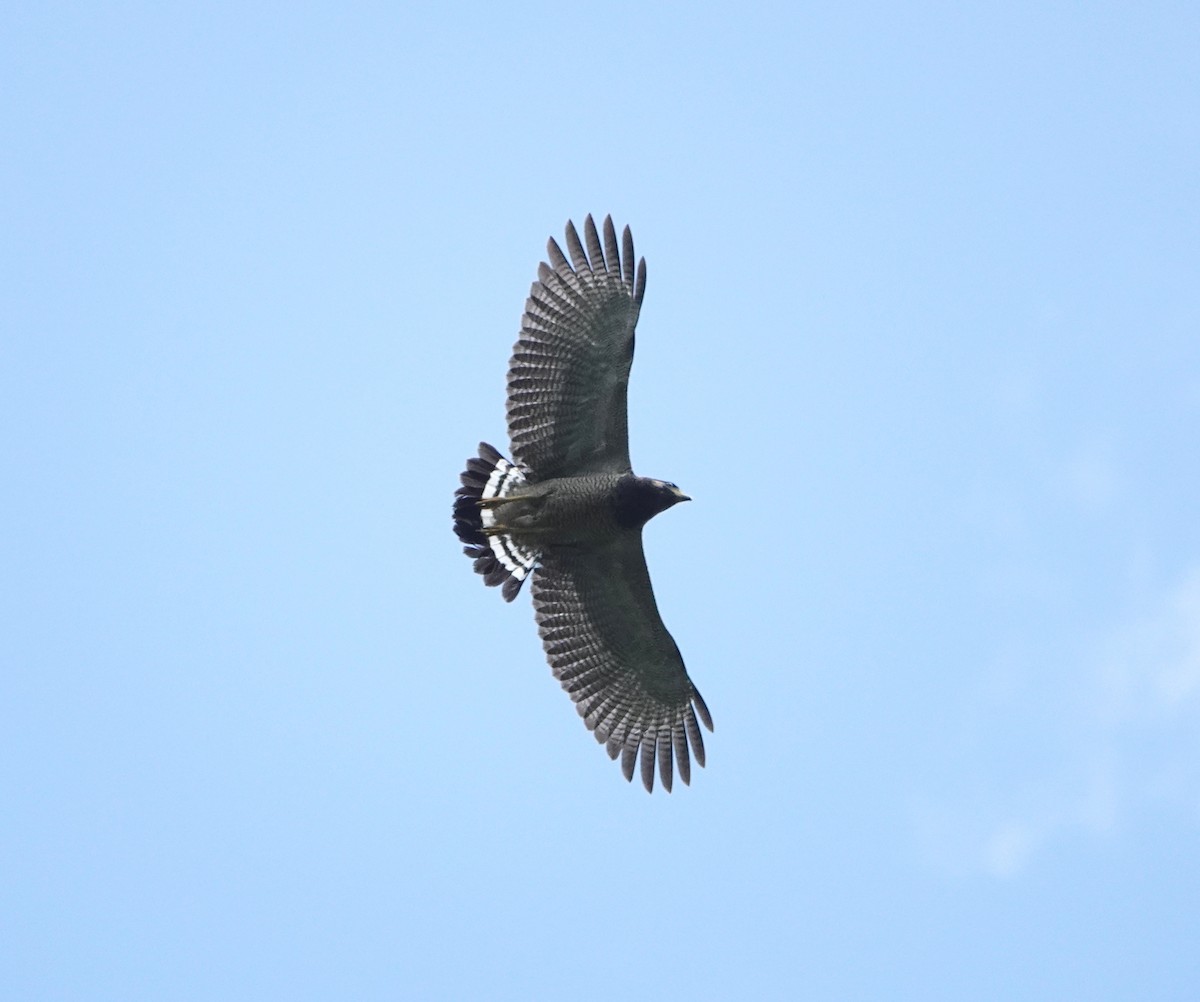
[
  {"left": 480, "top": 472, "right": 684, "bottom": 541},
  {"left": 482, "top": 472, "right": 628, "bottom": 542},
  {"left": 453, "top": 215, "right": 712, "bottom": 792}
]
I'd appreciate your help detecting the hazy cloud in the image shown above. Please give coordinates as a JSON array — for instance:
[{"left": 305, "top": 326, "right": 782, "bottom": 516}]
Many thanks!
[{"left": 915, "top": 566, "right": 1200, "bottom": 877}]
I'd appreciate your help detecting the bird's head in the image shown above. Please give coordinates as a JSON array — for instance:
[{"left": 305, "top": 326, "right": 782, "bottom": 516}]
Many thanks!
[
  {"left": 651, "top": 480, "right": 691, "bottom": 505},
  {"left": 614, "top": 475, "right": 690, "bottom": 528}
]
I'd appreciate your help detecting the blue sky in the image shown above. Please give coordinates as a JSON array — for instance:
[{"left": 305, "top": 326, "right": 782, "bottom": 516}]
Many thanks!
[{"left": 4, "top": 2, "right": 1198, "bottom": 998}]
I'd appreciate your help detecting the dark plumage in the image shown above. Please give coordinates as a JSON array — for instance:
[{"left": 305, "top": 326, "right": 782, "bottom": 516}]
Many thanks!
[{"left": 453, "top": 215, "right": 712, "bottom": 792}]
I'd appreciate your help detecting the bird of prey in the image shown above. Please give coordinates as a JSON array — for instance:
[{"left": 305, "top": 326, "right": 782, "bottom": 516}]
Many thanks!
[{"left": 453, "top": 215, "right": 712, "bottom": 792}]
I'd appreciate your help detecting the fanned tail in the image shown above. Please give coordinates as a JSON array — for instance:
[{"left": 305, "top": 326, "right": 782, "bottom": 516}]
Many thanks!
[{"left": 453, "top": 442, "right": 539, "bottom": 602}]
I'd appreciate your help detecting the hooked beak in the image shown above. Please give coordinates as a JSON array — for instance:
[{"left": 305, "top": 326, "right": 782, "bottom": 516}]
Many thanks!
[{"left": 670, "top": 486, "right": 691, "bottom": 503}]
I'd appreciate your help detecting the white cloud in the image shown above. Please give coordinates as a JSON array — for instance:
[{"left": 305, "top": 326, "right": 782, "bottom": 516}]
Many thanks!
[
  {"left": 1060, "top": 441, "right": 1119, "bottom": 513},
  {"left": 1100, "top": 567, "right": 1200, "bottom": 718},
  {"left": 913, "top": 566, "right": 1200, "bottom": 877},
  {"left": 982, "top": 820, "right": 1038, "bottom": 878}
]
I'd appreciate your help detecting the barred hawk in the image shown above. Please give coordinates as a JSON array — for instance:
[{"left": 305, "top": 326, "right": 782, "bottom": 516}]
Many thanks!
[{"left": 453, "top": 215, "right": 712, "bottom": 792}]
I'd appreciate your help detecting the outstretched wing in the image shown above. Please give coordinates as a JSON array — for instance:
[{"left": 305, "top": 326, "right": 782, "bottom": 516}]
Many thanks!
[
  {"left": 531, "top": 536, "right": 712, "bottom": 792},
  {"left": 507, "top": 214, "right": 646, "bottom": 480}
]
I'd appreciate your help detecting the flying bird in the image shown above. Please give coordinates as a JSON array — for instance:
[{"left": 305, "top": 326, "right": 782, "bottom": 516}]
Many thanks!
[{"left": 453, "top": 215, "right": 712, "bottom": 792}]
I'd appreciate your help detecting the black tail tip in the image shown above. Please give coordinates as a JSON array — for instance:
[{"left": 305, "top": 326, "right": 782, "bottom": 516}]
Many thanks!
[
  {"left": 452, "top": 443, "right": 532, "bottom": 602},
  {"left": 453, "top": 442, "right": 504, "bottom": 546}
]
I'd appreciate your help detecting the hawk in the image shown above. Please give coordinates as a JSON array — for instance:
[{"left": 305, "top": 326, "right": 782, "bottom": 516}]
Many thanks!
[{"left": 453, "top": 215, "right": 713, "bottom": 792}]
